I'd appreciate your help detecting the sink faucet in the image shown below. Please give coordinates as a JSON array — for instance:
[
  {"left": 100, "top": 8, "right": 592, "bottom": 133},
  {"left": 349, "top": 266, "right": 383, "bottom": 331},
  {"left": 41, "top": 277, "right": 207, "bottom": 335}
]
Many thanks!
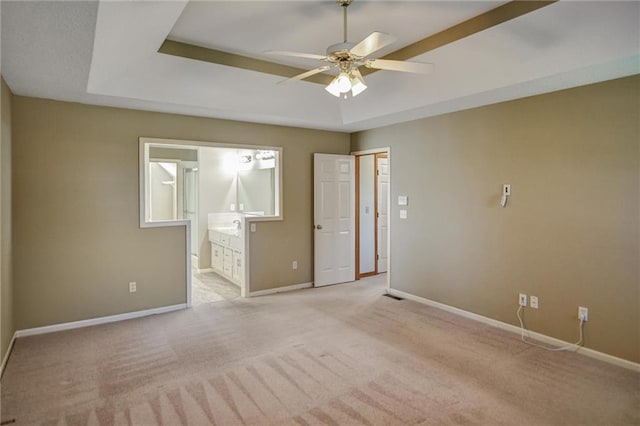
[{"left": 233, "top": 219, "right": 241, "bottom": 229}]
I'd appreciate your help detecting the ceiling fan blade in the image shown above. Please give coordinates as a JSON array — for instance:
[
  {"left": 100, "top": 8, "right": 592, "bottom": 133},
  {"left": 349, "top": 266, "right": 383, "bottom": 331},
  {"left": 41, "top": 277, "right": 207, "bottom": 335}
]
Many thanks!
[
  {"left": 265, "top": 50, "right": 328, "bottom": 61},
  {"left": 365, "top": 59, "right": 434, "bottom": 74},
  {"left": 349, "top": 32, "right": 396, "bottom": 58},
  {"left": 279, "top": 65, "right": 332, "bottom": 84}
]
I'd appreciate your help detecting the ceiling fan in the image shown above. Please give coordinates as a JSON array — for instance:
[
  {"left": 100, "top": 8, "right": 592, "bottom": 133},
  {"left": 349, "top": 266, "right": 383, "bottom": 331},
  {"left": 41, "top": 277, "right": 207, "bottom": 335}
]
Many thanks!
[{"left": 266, "top": 0, "right": 434, "bottom": 99}]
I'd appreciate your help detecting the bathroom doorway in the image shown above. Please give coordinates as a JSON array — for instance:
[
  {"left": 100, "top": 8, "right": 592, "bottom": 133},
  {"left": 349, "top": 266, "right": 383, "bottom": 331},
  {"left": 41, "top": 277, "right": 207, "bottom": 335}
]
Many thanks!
[{"left": 140, "top": 138, "right": 283, "bottom": 306}]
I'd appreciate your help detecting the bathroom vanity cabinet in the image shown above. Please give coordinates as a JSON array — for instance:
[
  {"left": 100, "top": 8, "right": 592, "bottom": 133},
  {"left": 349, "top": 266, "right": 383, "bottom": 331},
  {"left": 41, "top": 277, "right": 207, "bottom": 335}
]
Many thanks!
[{"left": 209, "top": 229, "right": 243, "bottom": 286}]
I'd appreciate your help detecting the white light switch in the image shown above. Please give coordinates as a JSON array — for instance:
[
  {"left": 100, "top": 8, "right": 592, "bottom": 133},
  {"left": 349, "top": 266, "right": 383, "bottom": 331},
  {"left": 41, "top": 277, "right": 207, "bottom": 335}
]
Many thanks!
[
  {"left": 398, "top": 196, "right": 408, "bottom": 206},
  {"left": 230, "top": 203, "right": 236, "bottom": 211},
  {"left": 400, "top": 209, "right": 408, "bottom": 219},
  {"left": 250, "top": 223, "right": 256, "bottom": 233}
]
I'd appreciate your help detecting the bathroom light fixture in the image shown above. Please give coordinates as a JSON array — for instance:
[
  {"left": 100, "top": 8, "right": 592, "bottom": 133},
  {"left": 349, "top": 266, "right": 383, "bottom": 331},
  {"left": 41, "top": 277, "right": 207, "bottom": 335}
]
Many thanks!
[
  {"left": 255, "top": 150, "right": 276, "bottom": 160},
  {"left": 238, "top": 154, "right": 252, "bottom": 163}
]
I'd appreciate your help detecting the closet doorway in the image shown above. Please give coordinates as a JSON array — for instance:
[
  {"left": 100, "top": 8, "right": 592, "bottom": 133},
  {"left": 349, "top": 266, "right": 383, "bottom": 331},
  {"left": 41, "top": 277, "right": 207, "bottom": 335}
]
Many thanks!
[{"left": 355, "top": 150, "right": 389, "bottom": 280}]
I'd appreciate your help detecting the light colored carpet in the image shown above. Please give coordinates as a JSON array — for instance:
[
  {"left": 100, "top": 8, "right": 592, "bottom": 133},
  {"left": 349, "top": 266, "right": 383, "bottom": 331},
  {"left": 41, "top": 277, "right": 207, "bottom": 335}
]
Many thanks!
[{"left": 1, "top": 275, "right": 638, "bottom": 425}]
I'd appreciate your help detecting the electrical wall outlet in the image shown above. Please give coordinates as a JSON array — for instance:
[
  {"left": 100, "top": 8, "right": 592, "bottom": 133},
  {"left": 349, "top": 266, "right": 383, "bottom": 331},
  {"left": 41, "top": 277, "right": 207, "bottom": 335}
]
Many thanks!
[
  {"left": 578, "top": 306, "right": 588, "bottom": 321},
  {"left": 129, "top": 281, "right": 137, "bottom": 293},
  {"left": 519, "top": 293, "right": 527, "bottom": 307},
  {"left": 530, "top": 296, "right": 538, "bottom": 309},
  {"left": 292, "top": 260, "right": 298, "bottom": 270}
]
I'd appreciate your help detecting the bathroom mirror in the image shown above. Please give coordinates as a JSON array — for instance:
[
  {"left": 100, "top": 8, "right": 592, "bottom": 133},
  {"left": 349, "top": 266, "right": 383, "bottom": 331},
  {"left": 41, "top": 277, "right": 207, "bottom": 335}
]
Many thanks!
[
  {"left": 238, "top": 168, "right": 275, "bottom": 216},
  {"left": 237, "top": 152, "right": 277, "bottom": 216}
]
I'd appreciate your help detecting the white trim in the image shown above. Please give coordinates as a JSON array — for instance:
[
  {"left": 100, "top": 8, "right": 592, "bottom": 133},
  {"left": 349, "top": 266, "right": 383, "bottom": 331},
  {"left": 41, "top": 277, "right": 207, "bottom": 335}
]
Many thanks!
[
  {"left": 248, "top": 282, "right": 313, "bottom": 297},
  {"left": 242, "top": 218, "right": 251, "bottom": 297},
  {"left": 0, "top": 332, "right": 17, "bottom": 379},
  {"left": 197, "top": 267, "right": 214, "bottom": 273},
  {"left": 388, "top": 288, "right": 640, "bottom": 373},
  {"left": 14, "top": 304, "right": 187, "bottom": 338},
  {"left": 384, "top": 147, "right": 391, "bottom": 294}
]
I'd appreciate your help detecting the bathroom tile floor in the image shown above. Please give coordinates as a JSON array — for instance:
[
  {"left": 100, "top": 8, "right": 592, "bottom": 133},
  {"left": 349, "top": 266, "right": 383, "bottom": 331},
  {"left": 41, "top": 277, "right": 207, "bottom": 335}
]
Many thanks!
[{"left": 191, "top": 259, "right": 240, "bottom": 305}]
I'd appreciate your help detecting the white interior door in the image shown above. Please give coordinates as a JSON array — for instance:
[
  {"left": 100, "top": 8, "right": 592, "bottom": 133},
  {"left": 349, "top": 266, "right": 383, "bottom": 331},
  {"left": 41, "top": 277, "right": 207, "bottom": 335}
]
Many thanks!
[
  {"left": 376, "top": 157, "right": 389, "bottom": 273},
  {"left": 314, "top": 153, "right": 355, "bottom": 287}
]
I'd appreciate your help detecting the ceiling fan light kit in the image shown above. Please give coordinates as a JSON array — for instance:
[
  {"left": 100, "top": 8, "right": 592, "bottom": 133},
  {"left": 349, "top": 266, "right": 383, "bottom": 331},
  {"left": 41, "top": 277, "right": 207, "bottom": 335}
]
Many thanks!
[
  {"left": 268, "top": 0, "right": 434, "bottom": 99},
  {"left": 326, "top": 67, "right": 368, "bottom": 98}
]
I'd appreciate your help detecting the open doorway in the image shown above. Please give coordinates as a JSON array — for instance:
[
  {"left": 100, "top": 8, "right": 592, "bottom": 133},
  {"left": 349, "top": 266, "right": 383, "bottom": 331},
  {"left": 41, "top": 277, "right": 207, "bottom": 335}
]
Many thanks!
[
  {"left": 140, "top": 138, "right": 283, "bottom": 306},
  {"left": 355, "top": 150, "right": 390, "bottom": 281},
  {"left": 146, "top": 146, "right": 239, "bottom": 305}
]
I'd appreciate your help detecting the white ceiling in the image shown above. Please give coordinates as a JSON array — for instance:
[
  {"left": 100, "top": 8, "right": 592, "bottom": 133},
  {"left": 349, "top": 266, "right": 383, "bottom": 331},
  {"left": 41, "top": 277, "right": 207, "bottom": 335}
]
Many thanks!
[{"left": 2, "top": 1, "right": 639, "bottom": 133}]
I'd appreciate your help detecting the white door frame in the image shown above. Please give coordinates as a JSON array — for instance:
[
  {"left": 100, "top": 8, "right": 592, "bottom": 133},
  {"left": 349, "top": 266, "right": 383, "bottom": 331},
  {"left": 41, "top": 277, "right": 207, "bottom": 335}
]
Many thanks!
[{"left": 351, "top": 147, "right": 391, "bottom": 293}]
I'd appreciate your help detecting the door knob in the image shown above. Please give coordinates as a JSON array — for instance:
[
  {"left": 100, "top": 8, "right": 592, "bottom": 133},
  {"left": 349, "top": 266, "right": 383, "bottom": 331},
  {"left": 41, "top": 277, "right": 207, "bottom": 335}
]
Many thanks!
[{"left": 316, "top": 224, "right": 323, "bottom": 230}]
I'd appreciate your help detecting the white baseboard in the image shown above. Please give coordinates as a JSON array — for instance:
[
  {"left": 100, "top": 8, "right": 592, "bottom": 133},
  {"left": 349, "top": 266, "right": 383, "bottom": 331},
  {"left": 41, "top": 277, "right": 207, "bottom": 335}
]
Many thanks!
[
  {"left": 198, "top": 268, "right": 214, "bottom": 273},
  {"left": 15, "top": 304, "right": 187, "bottom": 338},
  {"left": 388, "top": 288, "right": 640, "bottom": 373},
  {"left": 249, "top": 282, "right": 313, "bottom": 297},
  {"left": 0, "top": 332, "right": 17, "bottom": 379}
]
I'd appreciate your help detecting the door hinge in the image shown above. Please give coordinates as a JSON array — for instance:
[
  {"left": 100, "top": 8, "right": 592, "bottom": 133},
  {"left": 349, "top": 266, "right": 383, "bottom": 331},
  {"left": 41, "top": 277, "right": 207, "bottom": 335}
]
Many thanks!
[
  {"left": 376, "top": 254, "right": 380, "bottom": 260},
  {"left": 376, "top": 170, "right": 380, "bottom": 176}
]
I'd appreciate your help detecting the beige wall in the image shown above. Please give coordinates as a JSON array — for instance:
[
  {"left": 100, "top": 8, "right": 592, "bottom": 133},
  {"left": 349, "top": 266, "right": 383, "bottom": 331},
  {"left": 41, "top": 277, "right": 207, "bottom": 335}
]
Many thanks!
[
  {"left": 1, "top": 77, "right": 14, "bottom": 361},
  {"left": 352, "top": 76, "right": 640, "bottom": 363},
  {"left": 12, "top": 97, "right": 349, "bottom": 330}
]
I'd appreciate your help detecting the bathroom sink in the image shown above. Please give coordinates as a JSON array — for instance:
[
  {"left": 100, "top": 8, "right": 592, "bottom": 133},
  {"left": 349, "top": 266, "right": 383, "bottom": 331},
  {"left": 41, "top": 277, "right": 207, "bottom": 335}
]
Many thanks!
[{"left": 211, "top": 227, "right": 240, "bottom": 237}]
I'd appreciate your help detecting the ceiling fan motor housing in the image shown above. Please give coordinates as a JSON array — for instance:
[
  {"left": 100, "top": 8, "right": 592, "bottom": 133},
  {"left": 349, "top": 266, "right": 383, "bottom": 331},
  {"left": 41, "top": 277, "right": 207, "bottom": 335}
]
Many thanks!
[{"left": 326, "top": 42, "right": 356, "bottom": 59}]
